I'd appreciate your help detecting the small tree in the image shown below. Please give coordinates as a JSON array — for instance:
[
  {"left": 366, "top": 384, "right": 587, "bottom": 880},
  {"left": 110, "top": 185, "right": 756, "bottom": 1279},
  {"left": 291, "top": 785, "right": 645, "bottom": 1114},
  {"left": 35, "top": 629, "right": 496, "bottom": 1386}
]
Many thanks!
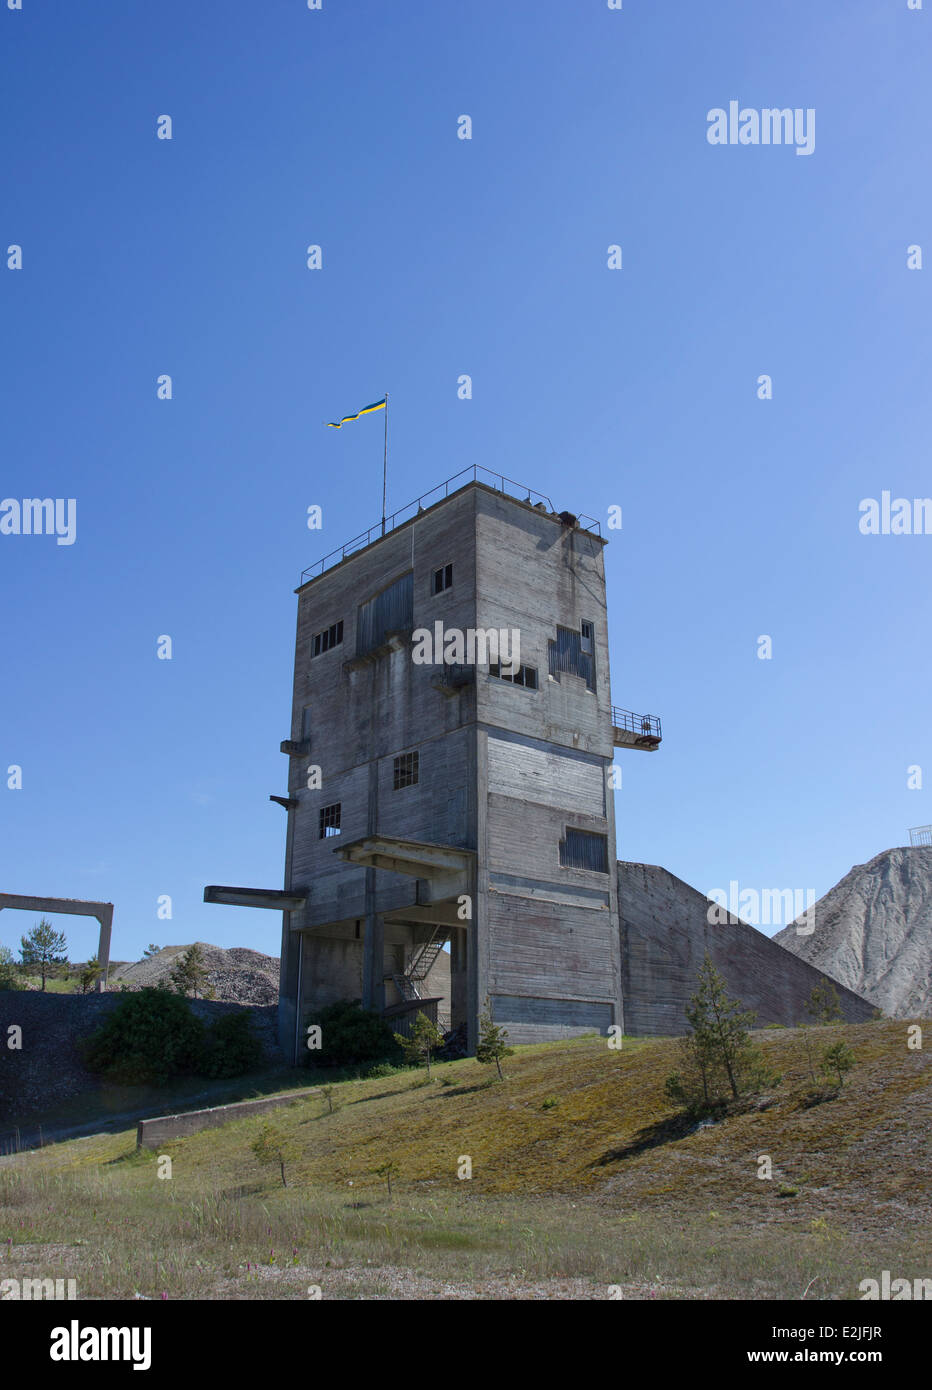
[
  {"left": 251, "top": 1123, "right": 296, "bottom": 1188},
  {"left": 475, "top": 996, "right": 513, "bottom": 1081},
  {"left": 169, "top": 944, "right": 209, "bottom": 999},
  {"left": 79, "top": 957, "right": 102, "bottom": 994},
  {"left": 394, "top": 1011, "right": 445, "bottom": 1078},
  {"left": 802, "top": 978, "right": 844, "bottom": 1080},
  {"left": 320, "top": 1084, "right": 337, "bottom": 1115},
  {"left": 806, "top": 979, "right": 843, "bottom": 1025},
  {"left": 664, "top": 1030, "right": 715, "bottom": 1109},
  {"left": 374, "top": 1159, "right": 398, "bottom": 1197},
  {"left": 665, "top": 955, "right": 776, "bottom": 1111},
  {"left": 821, "top": 1040, "right": 855, "bottom": 1089},
  {"left": 686, "top": 955, "right": 760, "bottom": 1100},
  {"left": 143, "top": 944, "right": 161, "bottom": 958},
  {"left": 0, "top": 945, "right": 24, "bottom": 991},
  {"left": 20, "top": 919, "right": 68, "bottom": 991}
]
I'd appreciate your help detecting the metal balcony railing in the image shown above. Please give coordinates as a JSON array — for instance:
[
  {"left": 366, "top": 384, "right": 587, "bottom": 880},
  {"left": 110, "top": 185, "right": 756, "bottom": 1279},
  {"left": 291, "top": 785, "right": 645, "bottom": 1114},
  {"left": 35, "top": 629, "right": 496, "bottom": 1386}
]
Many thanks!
[
  {"left": 299, "top": 464, "right": 603, "bottom": 585},
  {"left": 909, "top": 825, "right": 932, "bottom": 848},
  {"left": 611, "top": 707, "right": 662, "bottom": 742}
]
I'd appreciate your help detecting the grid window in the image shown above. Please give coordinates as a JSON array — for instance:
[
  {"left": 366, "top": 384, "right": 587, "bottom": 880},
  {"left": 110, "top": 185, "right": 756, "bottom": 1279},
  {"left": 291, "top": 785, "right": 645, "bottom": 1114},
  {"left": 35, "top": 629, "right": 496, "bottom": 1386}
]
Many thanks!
[
  {"left": 560, "top": 827, "right": 608, "bottom": 873},
  {"left": 312, "top": 620, "right": 344, "bottom": 658},
  {"left": 431, "top": 563, "right": 453, "bottom": 595},
  {"left": 580, "top": 620, "right": 594, "bottom": 654},
  {"left": 319, "top": 803, "right": 341, "bottom": 838},
  {"left": 490, "top": 661, "right": 538, "bottom": 690},
  {"left": 393, "top": 751, "right": 419, "bottom": 790}
]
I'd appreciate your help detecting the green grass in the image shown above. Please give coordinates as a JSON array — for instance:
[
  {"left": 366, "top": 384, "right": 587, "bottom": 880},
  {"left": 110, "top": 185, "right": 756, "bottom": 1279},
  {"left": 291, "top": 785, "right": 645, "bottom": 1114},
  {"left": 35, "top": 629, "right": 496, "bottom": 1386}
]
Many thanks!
[{"left": 2, "top": 1021, "right": 928, "bottom": 1300}]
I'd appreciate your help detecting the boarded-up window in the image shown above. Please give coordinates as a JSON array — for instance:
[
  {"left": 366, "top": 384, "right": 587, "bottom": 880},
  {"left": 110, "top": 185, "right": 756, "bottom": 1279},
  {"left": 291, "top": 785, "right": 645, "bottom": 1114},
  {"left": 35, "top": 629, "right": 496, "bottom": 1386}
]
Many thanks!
[
  {"left": 548, "top": 624, "right": 595, "bottom": 691},
  {"left": 356, "top": 572, "right": 414, "bottom": 657},
  {"left": 560, "top": 827, "right": 608, "bottom": 873}
]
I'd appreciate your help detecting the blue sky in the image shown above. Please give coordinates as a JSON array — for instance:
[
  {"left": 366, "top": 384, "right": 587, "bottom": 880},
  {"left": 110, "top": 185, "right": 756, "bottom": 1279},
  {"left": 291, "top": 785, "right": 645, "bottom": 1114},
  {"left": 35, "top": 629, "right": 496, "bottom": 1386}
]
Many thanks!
[{"left": 1, "top": 0, "right": 930, "bottom": 966}]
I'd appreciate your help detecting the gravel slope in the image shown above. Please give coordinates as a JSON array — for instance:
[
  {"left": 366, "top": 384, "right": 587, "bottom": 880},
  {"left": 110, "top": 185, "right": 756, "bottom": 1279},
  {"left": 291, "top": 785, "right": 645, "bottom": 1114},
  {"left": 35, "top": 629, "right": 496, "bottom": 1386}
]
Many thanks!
[{"left": 774, "top": 847, "right": 932, "bottom": 1018}]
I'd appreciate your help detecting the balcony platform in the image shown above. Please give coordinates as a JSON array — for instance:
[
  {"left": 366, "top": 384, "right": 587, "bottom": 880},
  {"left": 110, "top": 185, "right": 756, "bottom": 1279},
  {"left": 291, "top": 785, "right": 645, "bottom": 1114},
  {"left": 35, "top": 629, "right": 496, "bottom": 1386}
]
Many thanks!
[{"left": 611, "top": 706, "right": 662, "bottom": 751}]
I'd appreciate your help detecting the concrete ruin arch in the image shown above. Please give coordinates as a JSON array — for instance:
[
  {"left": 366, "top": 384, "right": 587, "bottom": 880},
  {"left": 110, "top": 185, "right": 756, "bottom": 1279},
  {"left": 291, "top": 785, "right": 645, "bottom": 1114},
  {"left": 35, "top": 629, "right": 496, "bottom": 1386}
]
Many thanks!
[{"left": 0, "top": 894, "right": 113, "bottom": 989}]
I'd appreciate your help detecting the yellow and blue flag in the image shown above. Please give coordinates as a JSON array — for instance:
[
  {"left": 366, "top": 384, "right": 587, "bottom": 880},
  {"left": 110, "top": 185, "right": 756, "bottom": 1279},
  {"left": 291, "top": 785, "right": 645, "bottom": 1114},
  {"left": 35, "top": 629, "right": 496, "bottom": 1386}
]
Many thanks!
[{"left": 325, "top": 397, "right": 386, "bottom": 429}]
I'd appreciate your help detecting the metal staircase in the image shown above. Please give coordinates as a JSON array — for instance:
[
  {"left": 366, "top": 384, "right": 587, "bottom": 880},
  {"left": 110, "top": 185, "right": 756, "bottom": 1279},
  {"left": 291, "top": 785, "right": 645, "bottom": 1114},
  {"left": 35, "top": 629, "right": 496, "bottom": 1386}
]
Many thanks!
[{"left": 391, "top": 927, "right": 449, "bottom": 1002}]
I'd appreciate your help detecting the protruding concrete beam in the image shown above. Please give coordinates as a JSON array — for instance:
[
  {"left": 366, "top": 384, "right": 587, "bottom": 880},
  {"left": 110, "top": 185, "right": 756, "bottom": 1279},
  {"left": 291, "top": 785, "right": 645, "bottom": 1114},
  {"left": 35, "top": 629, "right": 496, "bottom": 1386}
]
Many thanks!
[
  {"left": 335, "top": 836, "right": 475, "bottom": 906},
  {"left": 335, "top": 836, "right": 474, "bottom": 878},
  {"left": 203, "top": 885, "right": 307, "bottom": 910},
  {"left": 0, "top": 893, "right": 114, "bottom": 990}
]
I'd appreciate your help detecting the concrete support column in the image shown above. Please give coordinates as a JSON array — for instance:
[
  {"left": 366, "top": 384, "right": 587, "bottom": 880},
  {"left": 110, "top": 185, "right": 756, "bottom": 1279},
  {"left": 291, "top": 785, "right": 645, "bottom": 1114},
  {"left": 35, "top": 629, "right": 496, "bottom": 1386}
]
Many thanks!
[{"left": 361, "top": 868, "right": 384, "bottom": 1012}]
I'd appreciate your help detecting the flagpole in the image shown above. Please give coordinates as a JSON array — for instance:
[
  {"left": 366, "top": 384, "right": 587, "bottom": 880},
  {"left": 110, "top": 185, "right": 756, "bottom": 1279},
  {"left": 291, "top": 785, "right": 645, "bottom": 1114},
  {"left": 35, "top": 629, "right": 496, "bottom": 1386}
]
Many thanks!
[{"left": 381, "top": 392, "right": 388, "bottom": 536}]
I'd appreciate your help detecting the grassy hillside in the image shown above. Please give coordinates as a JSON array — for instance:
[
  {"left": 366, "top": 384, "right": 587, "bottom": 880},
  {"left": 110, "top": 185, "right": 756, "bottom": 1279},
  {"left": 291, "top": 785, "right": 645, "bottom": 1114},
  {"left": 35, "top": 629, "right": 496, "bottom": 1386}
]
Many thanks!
[{"left": 1, "top": 1021, "right": 928, "bottom": 1299}]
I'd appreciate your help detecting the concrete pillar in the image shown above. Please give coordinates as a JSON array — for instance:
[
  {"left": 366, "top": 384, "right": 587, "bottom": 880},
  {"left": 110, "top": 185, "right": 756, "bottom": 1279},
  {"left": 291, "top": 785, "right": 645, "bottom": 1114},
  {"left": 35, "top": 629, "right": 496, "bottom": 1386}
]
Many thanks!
[{"left": 361, "top": 891, "right": 384, "bottom": 1011}]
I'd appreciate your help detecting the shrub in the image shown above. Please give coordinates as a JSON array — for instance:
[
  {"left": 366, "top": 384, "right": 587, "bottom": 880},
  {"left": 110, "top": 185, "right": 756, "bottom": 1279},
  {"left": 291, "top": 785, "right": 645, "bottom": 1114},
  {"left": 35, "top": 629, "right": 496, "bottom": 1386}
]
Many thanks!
[
  {"left": 81, "top": 986, "right": 205, "bottom": 1085},
  {"left": 198, "top": 1011, "right": 263, "bottom": 1078},
  {"left": 307, "top": 1000, "right": 399, "bottom": 1068},
  {"left": 364, "top": 1060, "right": 400, "bottom": 1079}
]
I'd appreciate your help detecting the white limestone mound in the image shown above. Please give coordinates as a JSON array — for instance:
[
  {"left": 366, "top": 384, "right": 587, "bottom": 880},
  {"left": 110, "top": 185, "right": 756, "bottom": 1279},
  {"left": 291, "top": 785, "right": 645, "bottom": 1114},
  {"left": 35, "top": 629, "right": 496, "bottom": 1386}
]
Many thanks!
[{"left": 774, "top": 847, "right": 932, "bottom": 1018}]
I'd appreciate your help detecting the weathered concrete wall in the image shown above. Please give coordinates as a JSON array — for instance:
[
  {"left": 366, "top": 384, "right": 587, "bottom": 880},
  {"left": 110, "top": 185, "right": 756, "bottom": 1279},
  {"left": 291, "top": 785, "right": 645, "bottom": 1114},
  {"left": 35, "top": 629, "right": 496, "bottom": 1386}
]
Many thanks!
[
  {"left": 618, "top": 861, "right": 876, "bottom": 1035},
  {"left": 136, "top": 1088, "right": 316, "bottom": 1149},
  {"left": 476, "top": 491, "right": 621, "bottom": 1043}
]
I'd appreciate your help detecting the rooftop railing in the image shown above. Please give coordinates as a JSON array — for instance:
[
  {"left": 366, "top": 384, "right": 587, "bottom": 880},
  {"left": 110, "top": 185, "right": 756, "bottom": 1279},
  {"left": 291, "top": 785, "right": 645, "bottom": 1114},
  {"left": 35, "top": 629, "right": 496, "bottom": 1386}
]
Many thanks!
[
  {"left": 299, "top": 464, "right": 603, "bottom": 585},
  {"left": 909, "top": 825, "right": 932, "bottom": 847}
]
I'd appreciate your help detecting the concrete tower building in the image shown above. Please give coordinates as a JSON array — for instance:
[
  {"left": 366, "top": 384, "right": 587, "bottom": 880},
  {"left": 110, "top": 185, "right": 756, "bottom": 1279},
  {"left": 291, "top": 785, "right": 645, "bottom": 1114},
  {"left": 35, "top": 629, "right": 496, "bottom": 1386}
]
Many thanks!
[{"left": 205, "top": 469, "right": 661, "bottom": 1062}]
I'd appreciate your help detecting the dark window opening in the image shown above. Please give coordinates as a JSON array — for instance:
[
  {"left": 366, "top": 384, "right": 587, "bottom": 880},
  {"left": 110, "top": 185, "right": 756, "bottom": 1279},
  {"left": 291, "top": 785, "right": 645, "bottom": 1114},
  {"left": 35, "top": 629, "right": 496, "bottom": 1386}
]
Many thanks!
[
  {"left": 560, "top": 827, "right": 608, "bottom": 873},
  {"left": 489, "top": 661, "right": 538, "bottom": 690},
  {"left": 431, "top": 563, "right": 453, "bottom": 595},
  {"left": 393, "top": 750, "right": 419, "bottom": 789},
  {"left": 319, "top": 803, "right": 341, "bottom": 838},
  {"left": 357, "top": 571, "right": 414, "bottom": 656},
  {"left": 312, "top": 620, "right": 343, "bottom": 658}
]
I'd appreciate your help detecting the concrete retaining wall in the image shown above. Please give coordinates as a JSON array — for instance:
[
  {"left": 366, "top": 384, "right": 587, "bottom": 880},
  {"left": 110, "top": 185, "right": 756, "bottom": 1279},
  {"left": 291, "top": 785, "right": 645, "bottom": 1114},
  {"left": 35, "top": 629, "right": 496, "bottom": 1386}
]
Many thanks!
[
  {"left": 618, "top": 861, "right": 877, "bottom": 1036},
  {"left": 136, "top": 1088, "right": 317, "bottom": 1149}
]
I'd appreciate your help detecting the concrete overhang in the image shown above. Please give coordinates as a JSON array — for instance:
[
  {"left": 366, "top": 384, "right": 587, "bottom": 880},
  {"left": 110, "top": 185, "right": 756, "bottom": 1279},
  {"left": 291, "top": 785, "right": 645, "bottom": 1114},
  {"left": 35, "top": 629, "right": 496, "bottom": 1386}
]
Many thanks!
[
  {"left": 204, "top": 885, "right": 307, "bottom": 910},
  {"left": 334, "top": 836, "right": 474, "bottom": 903},
  {"left": 383, "top": 901, "right": 465, "bottom": 927}
]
